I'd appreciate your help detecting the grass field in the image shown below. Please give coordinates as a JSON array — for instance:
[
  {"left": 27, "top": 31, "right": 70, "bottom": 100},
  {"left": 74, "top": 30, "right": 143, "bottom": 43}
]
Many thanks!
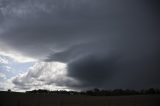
[{"left": 0, "top": 91, "right": 160, "bottom": 106}]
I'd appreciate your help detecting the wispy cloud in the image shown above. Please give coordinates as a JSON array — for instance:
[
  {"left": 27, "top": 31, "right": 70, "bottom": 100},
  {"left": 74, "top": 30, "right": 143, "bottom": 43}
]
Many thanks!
[{"left": 0, "top": 72, "right": 6, "bottom": 79}]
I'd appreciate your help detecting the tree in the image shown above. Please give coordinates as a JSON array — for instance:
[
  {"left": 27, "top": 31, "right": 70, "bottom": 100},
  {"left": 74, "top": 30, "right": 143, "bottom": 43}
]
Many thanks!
[{"left": 7, "top": 89, "right": 11, "bottom": 92}]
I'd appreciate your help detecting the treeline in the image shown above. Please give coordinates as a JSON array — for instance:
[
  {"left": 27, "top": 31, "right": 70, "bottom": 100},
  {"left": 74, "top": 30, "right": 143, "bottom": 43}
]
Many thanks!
[{"left": 25, "top": 88, "right": 160, "bottom": 96}]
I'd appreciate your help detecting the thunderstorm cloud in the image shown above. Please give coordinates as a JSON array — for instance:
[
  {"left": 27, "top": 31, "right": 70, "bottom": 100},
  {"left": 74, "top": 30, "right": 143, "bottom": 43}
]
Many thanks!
[{"left": 0, "top": 0, "right": 159, "bottom": 90}]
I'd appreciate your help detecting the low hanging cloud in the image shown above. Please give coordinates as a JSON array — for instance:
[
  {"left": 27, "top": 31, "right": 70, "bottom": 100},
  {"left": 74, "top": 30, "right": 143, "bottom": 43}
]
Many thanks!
[{"left": 0, "top": 0, "right": 159, "bottom": 90}]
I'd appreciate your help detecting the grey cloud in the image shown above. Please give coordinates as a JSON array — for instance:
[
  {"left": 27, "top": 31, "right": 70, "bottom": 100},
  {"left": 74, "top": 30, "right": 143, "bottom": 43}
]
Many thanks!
[
  {"left": 0, "top": 0, "right": 150, "bottom": 59},
  {"left": 0, "top": 0, "right": 159, "bottom": 90},
  {"left": 67, "top": 53, "right": 160, "bottom": 90},
  {"left": 67, "top": 54, "right": 120, "bottom": 89}
]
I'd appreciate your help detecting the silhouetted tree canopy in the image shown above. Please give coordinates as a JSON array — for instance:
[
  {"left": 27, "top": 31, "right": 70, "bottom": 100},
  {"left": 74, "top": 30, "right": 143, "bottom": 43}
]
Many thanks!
[
  {"left": 25, "top": 88, "right": 160, "bottom": 96},
  {"left": 7, "top": 89, "right": 11, "bottom": 92}
]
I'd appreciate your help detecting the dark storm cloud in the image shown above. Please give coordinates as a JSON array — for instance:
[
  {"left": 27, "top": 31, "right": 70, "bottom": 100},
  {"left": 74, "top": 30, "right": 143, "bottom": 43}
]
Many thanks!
[
  {"left": 67, "top": 51, "right": 160, "bottom": 90},
  {"left": 0, "top": 0, "right": 111, "bottom": 58},
  {"left": 0, "top": 0, "right": 159, "bottom": 89},
  {"left": 67, "top": 54, "right": 119, "bottom": 88}
]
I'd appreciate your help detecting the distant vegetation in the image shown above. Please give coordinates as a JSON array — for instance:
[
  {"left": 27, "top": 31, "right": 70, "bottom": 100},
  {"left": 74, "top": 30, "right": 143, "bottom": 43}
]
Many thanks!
[{"left": 25, "top": 88, "right": 160, "bottom": 96}]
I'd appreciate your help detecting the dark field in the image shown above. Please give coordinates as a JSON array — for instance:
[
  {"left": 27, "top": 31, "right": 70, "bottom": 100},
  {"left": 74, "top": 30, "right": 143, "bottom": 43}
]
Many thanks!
[{"left": 0, "top": 92, "right": 160, "bottom": 106}]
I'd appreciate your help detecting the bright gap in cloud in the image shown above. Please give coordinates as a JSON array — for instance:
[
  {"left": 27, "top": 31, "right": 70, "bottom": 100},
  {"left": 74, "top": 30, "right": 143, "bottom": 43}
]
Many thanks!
[
  {"left": 0, "top": 51, "right": 37, "bottom": 63},
  {"left": 4, "top": 61, "right": 78, "bottom": 92}
]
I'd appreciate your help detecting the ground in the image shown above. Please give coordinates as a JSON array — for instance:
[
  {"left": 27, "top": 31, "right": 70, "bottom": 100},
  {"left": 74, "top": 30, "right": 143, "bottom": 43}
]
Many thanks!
[{"left": 0, "top": 91, "right": 160, "bottom": 106}]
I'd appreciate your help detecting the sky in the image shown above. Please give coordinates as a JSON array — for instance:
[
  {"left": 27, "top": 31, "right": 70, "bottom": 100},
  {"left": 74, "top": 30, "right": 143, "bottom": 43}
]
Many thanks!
[{"left": 0, "top": 0, "right": 160, "bottom": 92}]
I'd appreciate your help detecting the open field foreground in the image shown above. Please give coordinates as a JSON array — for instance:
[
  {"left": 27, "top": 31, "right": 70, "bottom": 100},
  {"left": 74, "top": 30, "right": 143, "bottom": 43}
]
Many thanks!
[{"left": 0, "top": 92, "right": 160, "bottom": 106}]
